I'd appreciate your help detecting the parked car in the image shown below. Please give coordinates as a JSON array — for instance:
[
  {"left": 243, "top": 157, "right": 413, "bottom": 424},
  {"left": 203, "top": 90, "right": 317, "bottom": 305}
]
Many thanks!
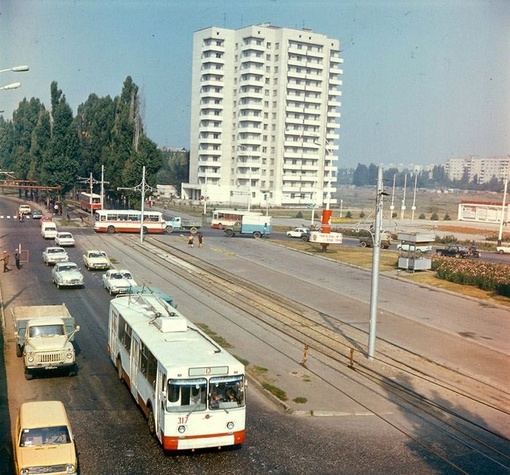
[
  {"left": 496, "top": 244, "right": 510, "bottom": 254},
  {"left": 51, "top": 262, "right": 84, "bottom": 289},
  {"left": 286, "top": 227, "right": 311, "bottom": 241},
  {"left": 42, "top": 247, "right": 69, "bottom": 266},
  {"left": 55, "top": 232, "right": 75, "bottom": 247},
  {"left": 14, "top": 401, "right": 78, "bottom": 475},
  {"left": 102, "top": 269, "right": 135, "bottom": 295},
  {"left": 31, "top": 209, "right": 43, "bottom": 219},
  {"left": 82, "top": 250, "right": 111, "bottom": 270},
  {"left": 397, "top": 243, "right": 432, "bottom": 253},
  {"left": 18, "top": 204, "right": 32, "bottom": 215}
]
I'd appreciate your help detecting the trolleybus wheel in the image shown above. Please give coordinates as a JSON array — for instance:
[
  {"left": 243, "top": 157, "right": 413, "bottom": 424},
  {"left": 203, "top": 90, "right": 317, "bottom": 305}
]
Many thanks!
[
  {"left": 107, "top": 225, "right": 116, "bottom": 234},
  {"left": 147, "top": 407, "right": 156, "bottom": 436}
]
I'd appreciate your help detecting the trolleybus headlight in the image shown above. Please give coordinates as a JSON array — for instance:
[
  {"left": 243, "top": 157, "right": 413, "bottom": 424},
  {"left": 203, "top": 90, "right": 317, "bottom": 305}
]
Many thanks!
[
  {"left": 178, "top": 425, "right": 186, "bottom": 434},
  {"left": 227, "top": 421, "right": 235, "bottom": 430}
]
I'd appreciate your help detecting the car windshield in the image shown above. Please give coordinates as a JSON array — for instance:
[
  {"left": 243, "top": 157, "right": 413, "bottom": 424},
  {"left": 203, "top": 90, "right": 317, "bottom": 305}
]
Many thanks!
[
  {"left": 29, "top": 324, "right": 65, "bottom": 338},
  {"left": 110, "top": 273, "right": 123, "bottom": 280},
  {"left": 49, "top": 249, "right": 64, "bottom": 254},
  {"left": 122, "top": 272, "right": 133, "bottom": 279},
  {"left": 20, "top": 426, "right": 71, "bottom": 446},
  {"left": 59, "top": 265, "right": 77, "bottom": 272},
  {"left": 89, "top": 252, "right": 101, "bottom": 258}
]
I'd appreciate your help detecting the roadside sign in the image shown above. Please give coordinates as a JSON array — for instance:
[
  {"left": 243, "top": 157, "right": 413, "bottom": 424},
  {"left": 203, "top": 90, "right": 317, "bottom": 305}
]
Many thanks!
[{"left": 310, "top": 232, "right": 343, "bottom": 244}]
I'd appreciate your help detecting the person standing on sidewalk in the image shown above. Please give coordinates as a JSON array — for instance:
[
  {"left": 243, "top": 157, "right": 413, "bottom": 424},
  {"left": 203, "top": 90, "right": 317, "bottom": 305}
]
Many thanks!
[
  {"left": 13, "top": 249, "right": 21, "bottom": 270},
  {"left": 2, "top": 250, "right": 10, "bottom": 272}
]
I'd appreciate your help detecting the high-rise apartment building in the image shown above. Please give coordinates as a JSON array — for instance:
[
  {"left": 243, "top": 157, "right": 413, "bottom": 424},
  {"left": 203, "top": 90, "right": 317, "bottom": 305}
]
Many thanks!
[
  {"left": 445, "top": 155, "right": 510, "bottom": 184},
  {"left": 182, "top": 24, "right": 343, "bottom": 208}
]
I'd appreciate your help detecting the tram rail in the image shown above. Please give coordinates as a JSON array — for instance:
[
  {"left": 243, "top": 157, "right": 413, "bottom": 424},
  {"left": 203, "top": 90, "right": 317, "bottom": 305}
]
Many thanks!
[{"left": 115, "top": 233, "right": 509, "bottom": 473}]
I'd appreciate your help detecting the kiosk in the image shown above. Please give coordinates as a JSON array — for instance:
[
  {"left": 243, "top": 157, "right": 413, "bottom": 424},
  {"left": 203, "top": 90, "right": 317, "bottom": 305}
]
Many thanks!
[{"left": 397, "top": 232, "right": 435, "bottom": 271}]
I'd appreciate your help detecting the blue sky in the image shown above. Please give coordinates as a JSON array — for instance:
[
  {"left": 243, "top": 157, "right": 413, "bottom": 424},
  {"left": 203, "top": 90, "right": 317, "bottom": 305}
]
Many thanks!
[{"left": 1, "top": 0, "right": 508, "bottom": 168}]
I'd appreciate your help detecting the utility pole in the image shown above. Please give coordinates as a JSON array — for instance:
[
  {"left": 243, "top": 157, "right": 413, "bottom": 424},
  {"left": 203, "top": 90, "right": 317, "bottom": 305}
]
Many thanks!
[
  {"left": 118, "top": 166, "right": 151, "bottom": 244},
  {"left": 368, "top": 166, "right": 386, "bottom": 359},
  {"left": 497, "top": 177, "right": 508, "bottom": 246},
  {"left": 77, "top": 172, "right": 109, "bottom": 221}
]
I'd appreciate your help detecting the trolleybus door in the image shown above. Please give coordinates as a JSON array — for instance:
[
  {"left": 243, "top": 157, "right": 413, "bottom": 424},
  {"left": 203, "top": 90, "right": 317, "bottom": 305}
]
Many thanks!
[
  {"left": 155, "top": 368, "right": 166, "bottom": 438},
  {"left": 130, "top": 336, "right": 140, "bottom": 399}
]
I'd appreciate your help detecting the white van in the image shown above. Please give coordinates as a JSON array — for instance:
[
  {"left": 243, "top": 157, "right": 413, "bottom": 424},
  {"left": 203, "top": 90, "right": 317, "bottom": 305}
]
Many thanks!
[{"left": 41, "top": 222, "right": 58, "bottom": 239}]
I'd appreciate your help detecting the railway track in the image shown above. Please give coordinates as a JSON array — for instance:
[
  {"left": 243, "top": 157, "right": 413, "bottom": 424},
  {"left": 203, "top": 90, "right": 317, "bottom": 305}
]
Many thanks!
[{"left": 116, "top": 233, "right": 510, "bottom": 473}]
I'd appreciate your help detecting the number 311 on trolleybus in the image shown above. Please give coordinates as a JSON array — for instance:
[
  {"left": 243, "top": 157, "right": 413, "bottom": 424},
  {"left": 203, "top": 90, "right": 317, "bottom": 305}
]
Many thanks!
[
  {"left": 108, "top": 294, "right": 246, "bottom": 451},
  {"left": 94, "top": 209, "right": 166, "bottom": 234}
]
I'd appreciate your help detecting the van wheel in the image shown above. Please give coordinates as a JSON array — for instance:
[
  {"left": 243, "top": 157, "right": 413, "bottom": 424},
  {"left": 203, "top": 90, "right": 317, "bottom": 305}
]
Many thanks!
[
  {"left": 225, "top": 229, "right": 234, "bottom": 237},
  {"left": 147, "top": 408, "right": 156, "bottom": 436},
  {"left": 253, "top": 231, "right": 262, "bottom": 238},
  {"left": 360, "top": 241, "right": 367, "bottom": 247}
]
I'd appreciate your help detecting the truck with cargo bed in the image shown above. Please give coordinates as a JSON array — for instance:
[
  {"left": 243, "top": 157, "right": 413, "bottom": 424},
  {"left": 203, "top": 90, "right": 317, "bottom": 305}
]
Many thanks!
[
  {"left": 13, "top": 304, "right": 80, "bottom": 380},
  {"left": 165, "top": 216, "right": 202, "bottom": 234}
]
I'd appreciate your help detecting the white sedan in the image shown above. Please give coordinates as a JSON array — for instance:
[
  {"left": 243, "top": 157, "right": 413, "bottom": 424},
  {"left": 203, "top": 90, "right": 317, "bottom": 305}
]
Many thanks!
[
  {"left": 102, "top": 269, "right": 136, "bottom": 295},
  {"left": 42, "top": 247, "right": 69, "bottom": 266},
  {"left": 55, "top": 232, "right": 75, "bottom": 247},
  {"left": 51, "top": 262, "right": 84, "bottom": 289},
  {"left": 496, "top": 245, "right": 510, "bottom": 254}
]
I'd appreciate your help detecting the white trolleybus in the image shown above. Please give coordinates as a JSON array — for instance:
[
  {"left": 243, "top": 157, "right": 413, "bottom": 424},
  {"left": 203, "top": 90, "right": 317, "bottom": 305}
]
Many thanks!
[
  {"left": 108, "top": 294, "right": 246, "bottom": 451},
  {"left": 94, "top": 209, "right": 166, "bottom": 234}
]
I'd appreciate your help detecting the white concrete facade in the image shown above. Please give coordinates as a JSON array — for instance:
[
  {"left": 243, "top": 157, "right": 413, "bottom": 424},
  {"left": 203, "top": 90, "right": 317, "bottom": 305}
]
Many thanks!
[{"left": 182, "top": 24, "right": 342, "bottom": 208}]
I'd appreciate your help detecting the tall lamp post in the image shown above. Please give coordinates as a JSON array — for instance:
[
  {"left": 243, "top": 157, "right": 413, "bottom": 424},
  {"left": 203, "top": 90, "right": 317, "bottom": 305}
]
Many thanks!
[{"left": 118, "top": 166, "right": 151, "bottom": 244}]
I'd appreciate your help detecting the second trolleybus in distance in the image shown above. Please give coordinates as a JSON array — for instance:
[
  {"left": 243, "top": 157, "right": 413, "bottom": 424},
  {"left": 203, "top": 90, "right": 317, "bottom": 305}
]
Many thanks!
[
  {"left": 79, "top": 192, "right": 102, "bottom": 212},
  {"left": 94, "top": 209, "right": 166, "bottom": 234},
  {"left": 107, "top": 294, "right": 246, "bottom": 451},
  {"left": 211, "top": 209, "right": 262, "bottom": 229}
]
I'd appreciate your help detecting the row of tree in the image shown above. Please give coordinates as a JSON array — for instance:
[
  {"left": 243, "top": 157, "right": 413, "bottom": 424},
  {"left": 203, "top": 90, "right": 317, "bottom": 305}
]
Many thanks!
[
  {"left": 345, "top": 163, "right": 505, "bottom": 192},
  {"left": 0, "top": 77, "right": 182, "bottom": 206}
]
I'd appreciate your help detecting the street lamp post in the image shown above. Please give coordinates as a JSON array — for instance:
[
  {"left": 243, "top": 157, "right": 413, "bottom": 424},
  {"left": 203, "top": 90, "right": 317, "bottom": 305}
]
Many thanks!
[{"left": 0, "top": 65, "right": 29, "bottom": 92}]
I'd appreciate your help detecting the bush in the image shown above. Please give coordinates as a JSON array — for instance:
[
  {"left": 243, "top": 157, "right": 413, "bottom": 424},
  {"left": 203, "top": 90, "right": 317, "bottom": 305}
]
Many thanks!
[
  {"left": 295, "top": 211, "right": 303, "bottom": 219},
  {"left": 444, "top": 214, "right": 452, "bottom": 220},
  {"left": 418, "top": 213, "right": 426, "bottom": 219},
  {"left": 359, "top": 211, "right": 365, "bottom": 218},
  {"left": 392, "top": 212, "right": 398, "bottom": 218},
  {"left": 430, "top": 212, "right": 439, "bottom": 220},
  {"left": 345, "top": 211, "right": 352, "bottom": 219}
]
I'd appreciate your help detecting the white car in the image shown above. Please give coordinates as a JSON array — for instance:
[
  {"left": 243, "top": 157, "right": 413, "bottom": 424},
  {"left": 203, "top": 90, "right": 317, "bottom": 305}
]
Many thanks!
[
  {"left": 55, "top": 232, "right": 75, "bottom": 247},
  {"left": 397, "top": 243, "right": 432, "bottom": 253},
  {"left": 18, "top": 204, "right": 32, "bottom": 215},
  {"left": 102, "top": 269, "right": 135, "bottom": 295},
  {"left": 51, "top": 262, "right": 84, "bottom": 289},
  {"left": 118, "top": 269, "right": 137, "bottom": 286},
  {"left": 83, "top": 250, "right": 111, "bottom": 270},
  {"left": 286, "top": 227, "right": 311, "bottom": 241},
  {"left": 42, "top": 247, "right": 69, "bottom": 266}
]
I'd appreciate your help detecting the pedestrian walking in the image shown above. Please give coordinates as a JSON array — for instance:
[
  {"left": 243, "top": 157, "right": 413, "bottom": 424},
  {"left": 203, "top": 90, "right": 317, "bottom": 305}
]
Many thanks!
[
  {"left": 187, "top": 234, "right": 194, "bottom": 248},
  {"left": 197, "top": 232, "right": 204, "bottom": 248},
  {"left": 2, "top": 250, "right": 10, "bottom": 272},
  {"left": 14, "top": 249, "right": 21, "bottom": 270}
]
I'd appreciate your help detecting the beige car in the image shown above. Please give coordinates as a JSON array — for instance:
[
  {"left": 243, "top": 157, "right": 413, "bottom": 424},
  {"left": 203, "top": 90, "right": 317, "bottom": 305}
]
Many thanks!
[{"left": 14, "top": 400, "right": 78, "bottom": 475}]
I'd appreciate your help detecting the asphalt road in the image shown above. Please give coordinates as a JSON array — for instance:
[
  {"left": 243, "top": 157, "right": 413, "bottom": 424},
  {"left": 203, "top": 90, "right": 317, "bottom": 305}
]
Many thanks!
[{"left": 1, "top": 200, "right": 508, "bottom": 474}]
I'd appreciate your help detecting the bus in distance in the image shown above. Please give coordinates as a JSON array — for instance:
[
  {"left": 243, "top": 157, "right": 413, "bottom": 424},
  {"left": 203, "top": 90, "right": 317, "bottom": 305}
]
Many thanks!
[
  {"left": 211, "top": 209, "right": 262, "bottom": 229},
  {"left": 94, "top": 209, "right": 166, "bottom": 234},
  {"left": 108, "top": 294, "right": 246, "bottom": 451},
  {"left": 79, "top": 192, "right": 102, "bottom": 212}
]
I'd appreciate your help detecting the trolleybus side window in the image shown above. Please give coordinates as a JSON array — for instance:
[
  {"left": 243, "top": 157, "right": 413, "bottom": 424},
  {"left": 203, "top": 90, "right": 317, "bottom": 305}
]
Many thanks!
[
  {"left": 139, "top": 342, "right": 157, "bottom": 389},
  {"left": 118, "top": 316, "right": 132, "bottom": 354},
  {"left": 167, "top": 379, "right": 207, "bottom": 412}
]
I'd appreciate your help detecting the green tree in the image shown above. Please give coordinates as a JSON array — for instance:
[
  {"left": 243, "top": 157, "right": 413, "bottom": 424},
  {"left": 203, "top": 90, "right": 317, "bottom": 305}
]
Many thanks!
[{"left": 352, "top": 163, "right": 368, "bottom": 186}]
